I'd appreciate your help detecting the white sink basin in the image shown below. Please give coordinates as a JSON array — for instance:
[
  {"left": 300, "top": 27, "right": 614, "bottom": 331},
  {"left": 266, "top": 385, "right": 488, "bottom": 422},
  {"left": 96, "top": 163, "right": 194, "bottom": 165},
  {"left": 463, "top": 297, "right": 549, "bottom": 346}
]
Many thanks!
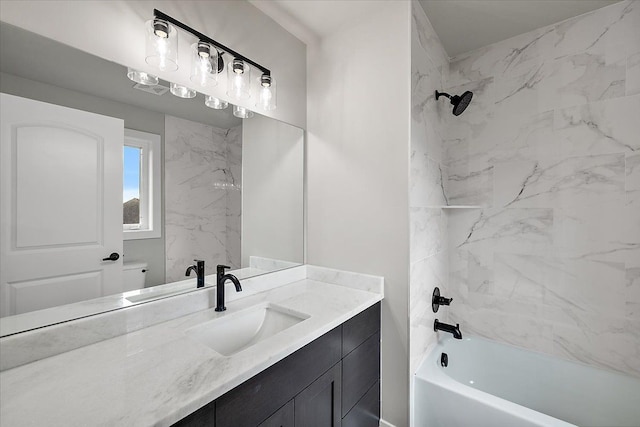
[{"left": 185, "top": 303, "right": 310, "bottom": 356}]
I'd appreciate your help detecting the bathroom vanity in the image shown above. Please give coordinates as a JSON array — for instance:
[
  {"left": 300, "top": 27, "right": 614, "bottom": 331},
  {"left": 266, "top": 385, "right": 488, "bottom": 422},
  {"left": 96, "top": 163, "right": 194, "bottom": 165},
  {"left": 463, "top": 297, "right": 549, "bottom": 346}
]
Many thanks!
[
  {"left": 176, "top": 302, "right": 380, "bottom": 427},
  {"left": 0, "top": 265, "right": 383, "bottom": 426}
]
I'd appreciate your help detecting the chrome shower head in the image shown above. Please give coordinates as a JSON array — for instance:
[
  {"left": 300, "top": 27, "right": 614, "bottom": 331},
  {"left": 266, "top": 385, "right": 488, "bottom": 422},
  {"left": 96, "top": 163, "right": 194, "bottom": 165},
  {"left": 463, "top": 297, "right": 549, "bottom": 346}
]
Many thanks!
[{"left": 435, "top": 90, "right": 474, "bottom": 116}]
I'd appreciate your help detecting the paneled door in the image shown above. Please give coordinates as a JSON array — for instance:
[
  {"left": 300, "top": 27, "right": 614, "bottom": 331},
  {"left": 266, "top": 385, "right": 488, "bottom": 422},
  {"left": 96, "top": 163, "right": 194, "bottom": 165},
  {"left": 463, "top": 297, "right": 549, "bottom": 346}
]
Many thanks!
[{"left": 0, "top": 93, "right": 123, "bottom": 317}]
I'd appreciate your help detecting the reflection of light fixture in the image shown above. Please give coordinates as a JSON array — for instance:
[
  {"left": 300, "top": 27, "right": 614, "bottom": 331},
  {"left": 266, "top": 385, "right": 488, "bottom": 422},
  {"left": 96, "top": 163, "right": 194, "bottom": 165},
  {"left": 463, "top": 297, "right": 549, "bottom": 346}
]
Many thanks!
[
  {"left": 256, "top": 74, "right": 276, "bottom": 111},
  {"left": 227, "top": 59, "right": 251, "bottom": 100},
  {"left": 205, "top": 95, "right": 228, "bottom": 109},
  {"left": 145, "top": 18, "right": 178, "bottom": 71},
  {"left": 127, "top": 68, "right": 159, "bottom": 85},
  {"left": 170, "top": 83, "right": 196, "bottom": 98},
  {"left": 233, "top": 105, "right": 254, "bottom": 119},
  {"left": 190, "top": 41, "right": 221, "bottom": 87}
]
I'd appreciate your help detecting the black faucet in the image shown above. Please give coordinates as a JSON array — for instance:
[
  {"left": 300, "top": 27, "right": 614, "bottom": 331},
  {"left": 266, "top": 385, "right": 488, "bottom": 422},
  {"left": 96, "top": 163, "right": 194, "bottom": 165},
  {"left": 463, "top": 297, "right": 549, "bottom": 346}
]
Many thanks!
[
  {"left": 185, "top": 259, "right": 205, "bottom": 288},
  {"left": 215, "top": 265, "right": 242, "bottom": 311},
  {"left": 434, "top": 319, "right": 462, "bottom": 339}
]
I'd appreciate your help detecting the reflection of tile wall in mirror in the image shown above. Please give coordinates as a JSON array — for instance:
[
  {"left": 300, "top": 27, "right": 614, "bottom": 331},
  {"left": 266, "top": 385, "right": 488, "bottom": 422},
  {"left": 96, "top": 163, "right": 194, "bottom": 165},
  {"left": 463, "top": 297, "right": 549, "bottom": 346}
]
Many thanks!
[
  {"left": 0, "top": 22, "right": 304, "bottom": 336},
  {"left": 164, "top": 115, "right": 243, "bottom": 282}
]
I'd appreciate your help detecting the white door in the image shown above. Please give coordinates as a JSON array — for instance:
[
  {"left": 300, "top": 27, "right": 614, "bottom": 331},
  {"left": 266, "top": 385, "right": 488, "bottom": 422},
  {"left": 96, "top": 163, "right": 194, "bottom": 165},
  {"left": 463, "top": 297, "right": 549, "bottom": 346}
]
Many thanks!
[{"left": 0, "top": 93, "right": 123, "bottom": 317}]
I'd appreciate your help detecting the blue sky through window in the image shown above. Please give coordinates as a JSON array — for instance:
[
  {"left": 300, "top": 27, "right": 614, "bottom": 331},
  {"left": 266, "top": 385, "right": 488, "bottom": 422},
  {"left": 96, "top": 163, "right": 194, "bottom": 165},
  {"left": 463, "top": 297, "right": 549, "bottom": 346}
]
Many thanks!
[{"left": 123, "top": 146, "right": 140, "bottom": 202}]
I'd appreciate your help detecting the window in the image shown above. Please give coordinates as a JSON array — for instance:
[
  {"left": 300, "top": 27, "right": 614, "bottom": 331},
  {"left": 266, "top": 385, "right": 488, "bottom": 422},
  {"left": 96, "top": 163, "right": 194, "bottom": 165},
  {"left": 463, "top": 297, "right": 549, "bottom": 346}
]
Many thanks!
[{"left": 123, "top": 129, "right": 161, "bottom": 240}]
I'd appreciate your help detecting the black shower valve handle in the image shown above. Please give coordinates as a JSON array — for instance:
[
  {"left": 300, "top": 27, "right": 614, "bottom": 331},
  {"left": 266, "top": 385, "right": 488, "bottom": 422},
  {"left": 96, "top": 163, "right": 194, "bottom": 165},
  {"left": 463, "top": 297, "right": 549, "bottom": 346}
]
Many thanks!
[
  {"left": 432, "top": 287, "right": 453, "bottom": 313},
  {"left": 436, "top": 295, "right": 453, "bottom": 305}
]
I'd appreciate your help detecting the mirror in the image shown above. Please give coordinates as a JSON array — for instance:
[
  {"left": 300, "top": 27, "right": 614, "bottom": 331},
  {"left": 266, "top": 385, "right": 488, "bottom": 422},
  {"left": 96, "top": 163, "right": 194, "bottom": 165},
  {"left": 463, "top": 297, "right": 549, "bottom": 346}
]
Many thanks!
[{"left": 0, "top": 22, "right": 304, "bottom": 336}]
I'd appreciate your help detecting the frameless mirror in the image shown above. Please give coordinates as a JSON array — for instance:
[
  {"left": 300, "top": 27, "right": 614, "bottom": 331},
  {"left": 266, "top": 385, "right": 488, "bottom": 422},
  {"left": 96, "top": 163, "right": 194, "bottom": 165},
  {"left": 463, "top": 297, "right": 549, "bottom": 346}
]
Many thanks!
[{"left": 0, "top": 22, "right": 304, "bottom": 336}]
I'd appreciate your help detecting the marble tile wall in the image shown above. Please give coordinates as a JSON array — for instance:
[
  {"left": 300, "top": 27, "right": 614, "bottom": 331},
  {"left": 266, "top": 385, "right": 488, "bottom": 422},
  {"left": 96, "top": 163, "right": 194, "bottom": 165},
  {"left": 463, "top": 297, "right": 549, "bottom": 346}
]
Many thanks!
[
  {"left": 165, "top": 116, "right": 242, "bottom": 282},
  {"left": 442, "top": 0, "right": 640, "bottom": 377},
  {"left": 409, "top": 1, "right": 451, "bottom": 375},
  {"left": 225, "top": 125, "right": 242, "bottom": 270}
]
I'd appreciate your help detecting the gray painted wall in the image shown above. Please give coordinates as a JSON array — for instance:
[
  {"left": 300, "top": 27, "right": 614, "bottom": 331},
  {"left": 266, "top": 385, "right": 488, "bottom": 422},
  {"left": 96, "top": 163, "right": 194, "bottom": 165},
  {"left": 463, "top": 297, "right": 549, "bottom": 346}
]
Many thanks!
[
  {"left": 306, "top": 3, "right": 412, "bottom": 425},
  {"left": 241, "top": 114, "right": 304, "bottom": 267},
  {"left": 0, "top": 72, "right": 166, "bottom": 287}
]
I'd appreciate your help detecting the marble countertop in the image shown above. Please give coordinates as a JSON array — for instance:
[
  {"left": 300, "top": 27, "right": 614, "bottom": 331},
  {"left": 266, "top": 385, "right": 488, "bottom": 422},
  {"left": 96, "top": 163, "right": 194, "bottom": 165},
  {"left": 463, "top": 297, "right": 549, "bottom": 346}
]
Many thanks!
[
  {"left": 0, "top": 260, "right": 293, "bottom": 337},
  {"left": 0, "top": 268, "right": 383, "bottom": 426}
]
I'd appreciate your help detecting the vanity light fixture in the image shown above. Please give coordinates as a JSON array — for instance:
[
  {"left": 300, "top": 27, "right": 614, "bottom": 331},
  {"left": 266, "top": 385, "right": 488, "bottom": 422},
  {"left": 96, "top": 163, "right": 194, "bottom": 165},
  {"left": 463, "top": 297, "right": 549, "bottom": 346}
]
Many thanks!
[
  {"left": 190, "top": 41, "right": 221, "bottom": 87},
  {"left": 146, "top": 9, "right": 277, "bottom": 110},
  {"left": 145, "top": 18, "right": 178, "bottom": 71},
  {"left": 169, "top": 83, "right": 196, "bottom": 98},
  {"left": 205, "top": 95, "right": 228, "bottom": 110},
  {"left": 227, "top": 59, "right": 251, "bottom": 100},
  {"left": 127, "top": 68, "right": 159, "bottom": 86},
  {"left": 256, "top": 74, "right": 276, "bottom": 111},
  {"left": 233, "top": 105, "right": 254, "bottom": 119}
]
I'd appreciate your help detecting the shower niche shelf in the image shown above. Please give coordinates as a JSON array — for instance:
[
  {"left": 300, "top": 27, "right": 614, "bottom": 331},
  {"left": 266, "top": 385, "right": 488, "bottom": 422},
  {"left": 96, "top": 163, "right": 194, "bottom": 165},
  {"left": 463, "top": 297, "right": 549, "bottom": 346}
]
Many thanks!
[{"left": 431, "top": 205, "right": 483, "bottom": 209}]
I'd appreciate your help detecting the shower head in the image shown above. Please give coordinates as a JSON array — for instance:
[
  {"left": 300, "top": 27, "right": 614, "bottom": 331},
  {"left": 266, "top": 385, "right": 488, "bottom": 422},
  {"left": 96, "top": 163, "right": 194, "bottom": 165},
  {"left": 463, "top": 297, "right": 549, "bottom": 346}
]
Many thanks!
[{"left": 435, "top": 90, "right": 474, "bottom": 116}]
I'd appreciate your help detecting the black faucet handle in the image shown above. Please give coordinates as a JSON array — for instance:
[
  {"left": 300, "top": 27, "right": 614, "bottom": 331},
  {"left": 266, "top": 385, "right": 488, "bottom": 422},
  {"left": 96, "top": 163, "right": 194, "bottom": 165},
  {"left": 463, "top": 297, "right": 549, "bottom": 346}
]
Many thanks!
[
  {"left": 432, "top": 287, "right": 453, "bottom": 312},
  {"left": 217, "top": 264, "right": 231, "bottom": 275}
]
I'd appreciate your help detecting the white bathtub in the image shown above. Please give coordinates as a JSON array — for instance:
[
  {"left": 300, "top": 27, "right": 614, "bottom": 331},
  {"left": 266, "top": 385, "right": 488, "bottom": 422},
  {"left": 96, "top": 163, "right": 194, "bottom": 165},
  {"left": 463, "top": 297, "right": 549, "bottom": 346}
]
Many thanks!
[{"left": 414, "top": 335, "right": 640, "bottom": 427}]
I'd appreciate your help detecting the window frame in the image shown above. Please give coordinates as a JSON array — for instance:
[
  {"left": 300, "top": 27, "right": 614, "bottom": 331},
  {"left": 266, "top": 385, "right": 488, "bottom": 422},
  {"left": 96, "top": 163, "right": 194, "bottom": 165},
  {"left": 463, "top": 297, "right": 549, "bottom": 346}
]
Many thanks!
[{"left": 123, "top": 129, "right": 161, "bottom": 240}]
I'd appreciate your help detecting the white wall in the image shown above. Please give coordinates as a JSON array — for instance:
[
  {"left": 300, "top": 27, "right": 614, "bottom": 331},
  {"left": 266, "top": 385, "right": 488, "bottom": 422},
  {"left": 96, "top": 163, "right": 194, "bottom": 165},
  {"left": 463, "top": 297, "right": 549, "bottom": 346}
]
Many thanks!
[
  {"left": 306, "top": 2, "right": 412, "bottom": 425},
  {"left": 0, "top": 0, "right": 307, "bottom": 129},
  {"left": 242, "top": 114, "right": 304, "bottom": 267}
]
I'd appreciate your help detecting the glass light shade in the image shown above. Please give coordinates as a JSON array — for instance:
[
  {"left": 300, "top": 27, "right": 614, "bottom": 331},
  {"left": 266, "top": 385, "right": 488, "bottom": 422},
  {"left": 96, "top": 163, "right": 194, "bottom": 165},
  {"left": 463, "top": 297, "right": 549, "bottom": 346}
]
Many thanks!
[
  {"left": 256, "top": 75, "right": 277, "bottom": 111},
  {"left": 205, "top": 96, "right": 228, "bottom": 109},
  {"left": 227, "top": 59, "right": 251, "bottom": 100},
  {"left": 169, "top": 83, "right": 196, "bottom": 98},
  {"left": 190, "top": 42, "right": 218, "bottom": 87},
  {"left": 233, "top": 105, "right": 254, "bottom": 119},
  {"left": 145, "top": 19, "right": 178, "bottom": 71},
  {"left": 127, "top": 68, "right": 159, "bottom": 86}
]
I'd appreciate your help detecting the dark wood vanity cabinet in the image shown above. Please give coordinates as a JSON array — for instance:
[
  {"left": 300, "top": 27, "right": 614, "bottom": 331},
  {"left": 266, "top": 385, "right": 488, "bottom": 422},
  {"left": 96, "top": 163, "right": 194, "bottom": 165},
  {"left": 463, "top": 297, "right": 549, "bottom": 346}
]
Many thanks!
[
  {"left": 173, "top": 302, "right": 380, "bottom": 427},
  {"left": 293, "top": 362, "right": 342, "bottom": 427}
]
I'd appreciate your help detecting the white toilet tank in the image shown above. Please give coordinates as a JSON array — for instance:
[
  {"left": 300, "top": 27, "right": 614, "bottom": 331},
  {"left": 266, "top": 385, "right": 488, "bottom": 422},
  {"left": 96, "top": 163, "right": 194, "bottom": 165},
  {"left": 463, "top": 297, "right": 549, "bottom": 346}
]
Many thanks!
[{"left": 123, "top": 261, "right": 148, "bottom": 292}]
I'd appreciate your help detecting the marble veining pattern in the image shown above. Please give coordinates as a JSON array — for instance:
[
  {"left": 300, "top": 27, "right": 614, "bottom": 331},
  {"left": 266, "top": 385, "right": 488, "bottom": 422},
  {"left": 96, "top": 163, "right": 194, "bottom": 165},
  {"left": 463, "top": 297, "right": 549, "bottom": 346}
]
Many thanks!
[
  {"left": 165, "top": 116, "right": 242, "bottom": 283},
  {"left": 436, "top": 0, "right": 640, "bottom": 377},
  {"left": 555, "top": 95, "right": 640, "bottom": 156},
  {"left": 0, "top": 266, "right": 308, "bottom": 371},
  {"left": 409, "top": 1, "right": 451, "bottom": 375},
  {"left": 628, "top": 52, "right": 640, "bottom": 95},
  {"left": 0, "top": 265, "right": 383, "bottom": 426}
]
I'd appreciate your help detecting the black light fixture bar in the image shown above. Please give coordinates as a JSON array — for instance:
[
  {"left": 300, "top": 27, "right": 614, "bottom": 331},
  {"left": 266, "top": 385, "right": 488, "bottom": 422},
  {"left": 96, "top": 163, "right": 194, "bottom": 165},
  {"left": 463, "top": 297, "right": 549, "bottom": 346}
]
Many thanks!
[{"left": 153, "top": 9, "right": 271, "bottom": 76}]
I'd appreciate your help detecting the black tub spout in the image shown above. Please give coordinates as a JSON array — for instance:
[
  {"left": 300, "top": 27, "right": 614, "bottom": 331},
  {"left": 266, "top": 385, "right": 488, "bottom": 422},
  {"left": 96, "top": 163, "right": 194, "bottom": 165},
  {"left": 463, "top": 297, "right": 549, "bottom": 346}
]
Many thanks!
[{"left": 434, "top": 319, "right": 462, "bottom": 339}]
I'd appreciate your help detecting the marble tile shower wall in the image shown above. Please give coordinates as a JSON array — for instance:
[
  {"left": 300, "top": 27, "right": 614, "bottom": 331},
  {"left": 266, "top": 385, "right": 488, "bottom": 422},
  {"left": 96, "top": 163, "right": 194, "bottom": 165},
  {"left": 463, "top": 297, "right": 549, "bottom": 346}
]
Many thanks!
[
  {"left": 165, "top": 116, "right": 242, "bottom": 282},
  {"left": 409, "top": 1, "right": 451, "bottom": 374},
  {"left": 443, "top": 0, "right": 640, "bottom": 377}
]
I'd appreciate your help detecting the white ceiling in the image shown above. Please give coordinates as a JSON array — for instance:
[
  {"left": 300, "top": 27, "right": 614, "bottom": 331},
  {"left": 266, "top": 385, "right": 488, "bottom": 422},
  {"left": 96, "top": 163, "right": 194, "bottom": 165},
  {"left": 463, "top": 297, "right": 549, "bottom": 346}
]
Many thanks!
[
  {"left": 252, "top": 0, "right": 621, "bottom": 57},
  {"left": 249, "top": 0, "right": 392, "bottom": 44},
  {"left": 419, "top": 0, "right": 622, "bottom": 57}
]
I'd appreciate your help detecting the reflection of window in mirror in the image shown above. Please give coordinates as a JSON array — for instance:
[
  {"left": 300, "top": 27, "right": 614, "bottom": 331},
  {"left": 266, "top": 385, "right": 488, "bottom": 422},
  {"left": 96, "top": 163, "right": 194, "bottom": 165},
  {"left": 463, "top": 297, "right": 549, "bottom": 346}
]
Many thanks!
[
  {"left": 123, "top": 129, "right": 161, "bottom": 240},
  {"left": 123, "top": 145, "right": 141, "bottom": 226}
]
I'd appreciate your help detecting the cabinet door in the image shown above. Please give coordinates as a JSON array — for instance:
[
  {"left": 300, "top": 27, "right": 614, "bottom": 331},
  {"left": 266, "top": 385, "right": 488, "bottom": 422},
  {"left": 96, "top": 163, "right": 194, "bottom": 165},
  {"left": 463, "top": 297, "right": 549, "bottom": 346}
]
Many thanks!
[
  {"left": 259, "top": 400, "right": 294, "bottom": 427},
  {"left": 216, "top": 327, "right": 341, "bottom": 427},
  {"left": 294, "top": 363, "right": 341, "bottom": 427},
  {"left": 342, "top": 331, "right": 380, "bottom": 417},
  {"left": 342, "top": 381, "right": 379, "bottom": 427}
]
